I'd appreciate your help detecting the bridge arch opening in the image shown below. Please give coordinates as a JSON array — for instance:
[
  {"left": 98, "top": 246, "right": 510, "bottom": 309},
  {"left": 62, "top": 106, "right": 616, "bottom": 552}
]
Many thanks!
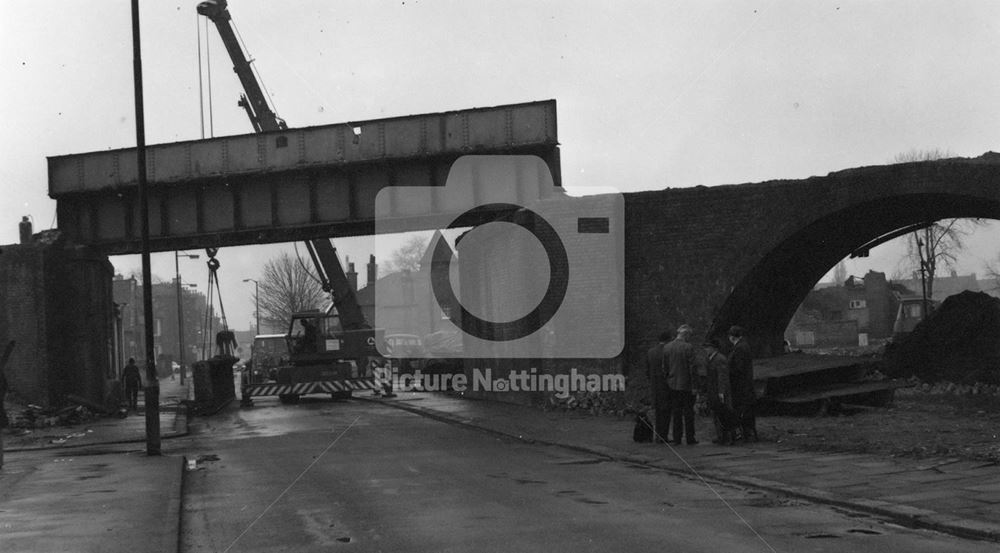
[{"left": 709, "top": 192, "right": 1000, "bottom": 357}]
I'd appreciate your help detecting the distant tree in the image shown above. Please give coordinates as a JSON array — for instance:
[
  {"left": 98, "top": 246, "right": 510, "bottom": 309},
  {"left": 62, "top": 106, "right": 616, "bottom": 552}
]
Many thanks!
[
  {"left": 888, "top": 268, "right": 907, "bottom": 282},
  {"left": 986, "top": 253, "right": 1000, "bottom": 294},
  {"left": 383, "top": 235, "right": 429, "bottom": 274},
  {"left": 257, "top": 253, "right": 326, "bottom": 331},
  {"left": 892, "top": 149, "right": 985, "bottom": 300},
  {"left": 903, "top": 222, "right": 972, "bottom": 300},
  {"left": 832, "top": 261, "right": 848, "bottom": 285},
  {"left": 891, "top": 148, "right": 954, "bottom": 165}
]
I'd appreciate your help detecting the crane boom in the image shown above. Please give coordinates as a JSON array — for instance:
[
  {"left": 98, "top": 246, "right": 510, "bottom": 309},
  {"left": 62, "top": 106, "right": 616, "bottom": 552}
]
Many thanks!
[
  {"left": 197, "top": 0, "right": 286, "bottom": 132},
  {"left": 304, "top": 240, "right": 370, "bottom": 331}
]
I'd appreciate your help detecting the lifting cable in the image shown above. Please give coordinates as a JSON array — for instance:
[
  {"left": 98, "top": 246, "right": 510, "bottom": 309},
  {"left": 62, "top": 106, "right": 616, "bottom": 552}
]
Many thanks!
[
  {"left": 293, "top": 241, "right": 323, "bottom": 287},
  {"left": 201, "top": 248, "right": 238, "bottom": 359}
]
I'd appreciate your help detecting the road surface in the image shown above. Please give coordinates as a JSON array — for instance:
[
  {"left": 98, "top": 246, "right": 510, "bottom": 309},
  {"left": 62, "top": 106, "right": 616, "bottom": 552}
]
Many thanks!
[{"left": 172, "top": 396, "right": 995, "bottom": 552}]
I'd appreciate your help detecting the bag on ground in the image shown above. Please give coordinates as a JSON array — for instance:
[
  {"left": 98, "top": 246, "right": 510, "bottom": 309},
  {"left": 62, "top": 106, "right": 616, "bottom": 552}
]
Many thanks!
[{"left": 632, "top": 412, "right": 653, "bottom": 443}]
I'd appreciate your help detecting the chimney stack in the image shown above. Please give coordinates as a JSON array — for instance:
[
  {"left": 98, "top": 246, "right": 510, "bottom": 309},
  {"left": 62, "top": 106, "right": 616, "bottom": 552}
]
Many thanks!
[
  {"left": 346, "top": 262, "right": 358, "bottom": 291},
  {"left": 19, "top": 216, "right": 32, "bottom": 244},
  {"left": 367, "top": 254, "right": 377, "bottom": 288}
]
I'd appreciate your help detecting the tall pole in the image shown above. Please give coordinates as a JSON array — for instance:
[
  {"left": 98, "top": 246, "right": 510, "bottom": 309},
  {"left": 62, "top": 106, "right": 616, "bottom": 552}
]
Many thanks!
[
  {"left": 175, "top": 253, "right": 186, "bottom": 385},
  {"left": 916, "top": 236, "right": 929, "bottom": 322},
  {"left": 175, "top": 253, "right": 183, "bottom": 385},
  {"left": 243, "top": 278, "right": 260, "bottom": 335},
  {"left": 132, "top": 0, "right": 160, "bottom": 456},
  {"left": 175, "top": 253, "right": 199, "bottom": 385}
]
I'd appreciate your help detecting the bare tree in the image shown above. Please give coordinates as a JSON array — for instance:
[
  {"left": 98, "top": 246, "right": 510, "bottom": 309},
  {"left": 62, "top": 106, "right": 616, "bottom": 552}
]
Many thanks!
[
  {"left": 892, "top": 149, "right": 985, "bottom": 301},
  {"left": 832, "top": 261, "right": 848, "bottom": 285},
  {"left": 986, "top": 253, "right": 1000, "bottom": 294},
  {"left": 891, "top": 148, "right": 954, "bottom": 165},
  {"left": 383, "top": 235, "right": 429, "bottom": 274},
  {"left": 257, "top": 253, "right": 327, "bottom": 331},
  {"left": 904, "top": 222, "right": 977, "bottom": 300}
]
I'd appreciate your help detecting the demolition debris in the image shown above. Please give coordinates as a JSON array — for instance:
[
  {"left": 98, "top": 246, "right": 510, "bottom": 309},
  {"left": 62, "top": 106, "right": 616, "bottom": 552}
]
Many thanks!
[{"left": 884, "top": 291, "right": 1000, "bottom": 384}]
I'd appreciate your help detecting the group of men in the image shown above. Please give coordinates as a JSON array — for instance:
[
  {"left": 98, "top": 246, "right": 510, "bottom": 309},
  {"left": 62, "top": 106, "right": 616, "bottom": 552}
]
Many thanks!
[{"left": 644, "top": 324, "right": 756, "bottom": 445}]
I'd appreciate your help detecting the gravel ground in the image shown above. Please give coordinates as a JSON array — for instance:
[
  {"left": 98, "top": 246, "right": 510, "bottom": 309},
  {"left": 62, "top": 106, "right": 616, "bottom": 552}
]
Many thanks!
[{"left": 759, "top": 391, "right": 1000, "bottom": 463}]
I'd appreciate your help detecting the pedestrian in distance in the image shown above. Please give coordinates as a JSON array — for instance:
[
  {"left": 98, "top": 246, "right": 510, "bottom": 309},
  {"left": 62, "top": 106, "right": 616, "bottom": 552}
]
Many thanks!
[
  {"left": 727, "top": 325, "right": 757, "bottom": 442},
  {"left": 703, "top": 338, "right": 735, "bottom": 445},
  {"left": 122, "top": 357, "right": 142, "bottom": 412},
  {"left": 665, "top": 324, "right": 699, "bottom": 445},
  {"left": 643, "top": 330, "right": 673, "bottom": 444},
  {"left": 0, "top": 341, "right": 14, "bottom": 469},
  {"left": 0, "top": 364, "right": 8, "bottom": 470}
]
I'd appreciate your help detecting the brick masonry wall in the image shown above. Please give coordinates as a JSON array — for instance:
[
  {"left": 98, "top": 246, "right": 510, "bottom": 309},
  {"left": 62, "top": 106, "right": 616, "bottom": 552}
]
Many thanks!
[
  {"left": 0, "top": 245, "right": 49, "bottom": 403},
  {"left": 0, "top": 239, "right": 113, "bottom": 406},
  {"left": 625, "top": 156, "right": 1000, "bottom": 366},
  {"left": 44, "top": 244, "right": 114, "bottom": 405}
]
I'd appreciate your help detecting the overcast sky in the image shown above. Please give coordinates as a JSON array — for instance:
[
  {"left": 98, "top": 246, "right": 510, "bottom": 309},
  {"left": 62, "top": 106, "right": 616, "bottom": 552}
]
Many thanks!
[{"left": 3, "top": 1, "right": 999, "bottom": 331}]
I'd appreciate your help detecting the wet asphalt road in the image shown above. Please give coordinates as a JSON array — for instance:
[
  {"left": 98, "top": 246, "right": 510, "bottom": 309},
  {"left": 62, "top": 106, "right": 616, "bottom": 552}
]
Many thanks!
[{"left": 173, "top": 397, "right": 995, "bottom": 552}]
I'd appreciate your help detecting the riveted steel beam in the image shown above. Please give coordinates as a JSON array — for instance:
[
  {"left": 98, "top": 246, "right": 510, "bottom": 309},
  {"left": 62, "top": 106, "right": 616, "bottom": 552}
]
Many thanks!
[{"left": 49, "top": 100, "right": 560, "bottom": 255}]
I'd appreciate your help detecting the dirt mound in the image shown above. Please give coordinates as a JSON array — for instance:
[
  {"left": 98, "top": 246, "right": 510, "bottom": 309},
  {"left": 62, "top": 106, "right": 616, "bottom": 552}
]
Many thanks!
[{"left": 884, "top": 291, "right": 1000, "bottom": 383}]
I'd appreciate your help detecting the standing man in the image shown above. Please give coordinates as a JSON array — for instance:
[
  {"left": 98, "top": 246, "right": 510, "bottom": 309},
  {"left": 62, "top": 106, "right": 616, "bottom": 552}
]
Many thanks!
[
  {"left": 122, "top": 357, "right": 142, "bottom": 412},
  {"left": 0, "top": 341, "right": 13, "bottom": 469},
  {"left": 0, "top": 362, "right": 7, "bottom": 470},
  {"left": 703, "top": 339, "right": 735, "bottom": 445},
  {"left": 665, "top": 324, "right": 699, "bottom": 445},
  {"left": 644, "top": 331, "right": 673, "bottom": 443},
  {"left": 728, "top": 326, "right": 757, "bottom": 442}
]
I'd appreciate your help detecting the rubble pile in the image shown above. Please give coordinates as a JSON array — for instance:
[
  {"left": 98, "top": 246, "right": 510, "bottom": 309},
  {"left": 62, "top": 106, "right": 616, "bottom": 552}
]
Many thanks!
[
  {"left": 9, "top": 403, "right": 99, "bottom": 429},
  {"left": 896, "top": 376, "right": 1000, "bottom": 397},
  {"left": 884, "top": 291, "right": 1000, "bottom": 384},
  {"left": 807, "top": 345, "right": 884, "bottom": 357},
  {"left": 543, "top": 390, "right": 628, "bottom": 416}
]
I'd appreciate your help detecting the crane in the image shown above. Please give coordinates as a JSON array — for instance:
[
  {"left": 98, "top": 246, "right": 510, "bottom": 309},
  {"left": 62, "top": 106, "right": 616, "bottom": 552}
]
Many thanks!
[
  {"left": 198, "top": 1, "right": 387, "bottom": 403},
  {"left": 197, "top": 0, "right": 287, "bottom": 133}
]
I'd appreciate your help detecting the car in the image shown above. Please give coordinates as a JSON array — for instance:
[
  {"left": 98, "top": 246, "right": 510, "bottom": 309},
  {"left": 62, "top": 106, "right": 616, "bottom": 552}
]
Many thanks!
[
  {"left": 385, "top": 332, "right": 464, "bottom": 377},
  {"left": 385, "top": 334, "right": 427, "bottom": 374}
]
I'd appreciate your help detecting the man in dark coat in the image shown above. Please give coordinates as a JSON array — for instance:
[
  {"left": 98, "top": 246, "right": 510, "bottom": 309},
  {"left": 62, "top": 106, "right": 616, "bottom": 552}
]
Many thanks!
[
  {"left": 703, "top": 339, "right": 735, "bottom": 445},
  {"left": 0, "top": 364, "right": 7, "bottom": 470},
  {"left": 727, "top": 326, "right": 757, "bottom": 442},
  {"left": 122, "top": 358, "right": 142, "bottom": 411},
  {"left": 644, "top": 331, "right": 673, "bottom": 443},
  {"left": 664, "top": 324, "right": 699, "bottom": 445}
]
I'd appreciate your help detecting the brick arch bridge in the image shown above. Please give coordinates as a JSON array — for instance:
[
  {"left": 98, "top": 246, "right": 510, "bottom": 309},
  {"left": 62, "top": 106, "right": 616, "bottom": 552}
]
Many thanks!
[{"left": 624, "top": 152, "right": 1000, "bottom": 362}]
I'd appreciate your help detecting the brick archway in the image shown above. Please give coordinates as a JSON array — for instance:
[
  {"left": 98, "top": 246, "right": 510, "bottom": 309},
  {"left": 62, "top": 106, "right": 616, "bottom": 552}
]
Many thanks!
[
  {"left": 624, "top": 153, "right": 1000, "bottom": 361},
  {"left": 711, "top": 193, "right": 1000, "bottom": 356}
]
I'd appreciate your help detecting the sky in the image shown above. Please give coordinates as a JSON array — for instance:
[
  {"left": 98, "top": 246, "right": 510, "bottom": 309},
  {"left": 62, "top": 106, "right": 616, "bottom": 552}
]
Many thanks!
[{"left": 3, "top": 0, "right": 1000, "bottom": 331}]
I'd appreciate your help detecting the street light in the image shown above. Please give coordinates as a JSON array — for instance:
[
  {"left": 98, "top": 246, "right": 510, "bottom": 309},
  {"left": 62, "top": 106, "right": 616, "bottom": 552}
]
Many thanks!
[
  {"left": 176, "top": 251, "right": 200, "bottom": 385},
  {"left": 243, "top": 278, "right": 260, "bottom": 335}
]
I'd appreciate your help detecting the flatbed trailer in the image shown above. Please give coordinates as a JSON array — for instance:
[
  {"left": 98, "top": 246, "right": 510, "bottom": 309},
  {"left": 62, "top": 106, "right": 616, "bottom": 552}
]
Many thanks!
[{"left": 754, "top": 353, "right": 912, "bottom": 414}]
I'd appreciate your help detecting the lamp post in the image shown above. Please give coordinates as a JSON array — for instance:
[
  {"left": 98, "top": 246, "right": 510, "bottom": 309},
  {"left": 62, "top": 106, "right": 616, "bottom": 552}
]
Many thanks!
[
  {"left": 132, "top": 0, "right": 160, "bottom": 456},
  {"left": 176, "top": 251, "right": 200, "bottom": 385},
  {"left": 915, "top": 236, "right": 930, "bottom": 322},
  {"left": 243, "top": 278, "right": 260, "bottom": 335}
]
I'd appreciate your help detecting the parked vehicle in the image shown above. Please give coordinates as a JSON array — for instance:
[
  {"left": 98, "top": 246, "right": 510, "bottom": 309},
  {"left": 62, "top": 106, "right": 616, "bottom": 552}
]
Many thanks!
[
  {"left": 386, "top": 334, "right": 426, "bottom": 374},
  {"left": 246, "top": 334, "right": 288, "bottom": 384}
]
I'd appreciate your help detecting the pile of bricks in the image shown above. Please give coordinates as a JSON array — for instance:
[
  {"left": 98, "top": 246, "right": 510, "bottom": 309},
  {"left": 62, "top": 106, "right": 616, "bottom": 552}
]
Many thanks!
[
  {"left": 9, "top": 403, "right": 98, "bottom": 429},
  {"left": 897, "top": 377, "right": 1000, "bottom": 397},
  {"left": 543, "top": 390, "right": 629, "bottom": 416}
]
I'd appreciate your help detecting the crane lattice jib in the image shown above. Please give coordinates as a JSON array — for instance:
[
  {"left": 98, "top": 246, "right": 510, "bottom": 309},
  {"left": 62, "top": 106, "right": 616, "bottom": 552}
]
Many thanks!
[{"left": 197, "top": 0, "right": 286, "bottom": 133}]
